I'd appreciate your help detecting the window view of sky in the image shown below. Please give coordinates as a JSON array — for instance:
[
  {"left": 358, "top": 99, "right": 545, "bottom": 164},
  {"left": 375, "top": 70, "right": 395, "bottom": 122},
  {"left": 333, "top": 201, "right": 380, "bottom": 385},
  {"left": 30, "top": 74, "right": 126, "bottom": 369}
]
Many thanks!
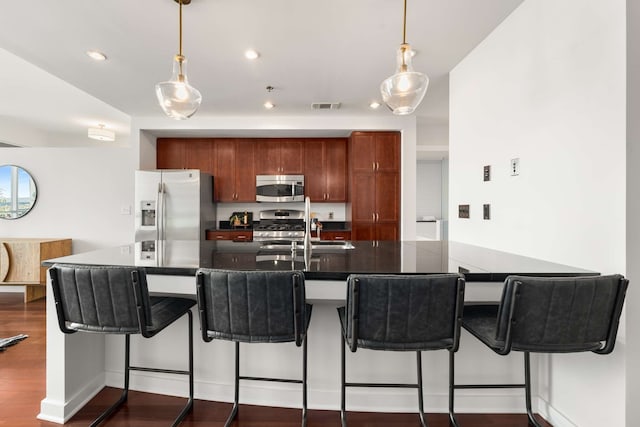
[{"left": 0, "top": 165, "right": 36, "bottom": 218}]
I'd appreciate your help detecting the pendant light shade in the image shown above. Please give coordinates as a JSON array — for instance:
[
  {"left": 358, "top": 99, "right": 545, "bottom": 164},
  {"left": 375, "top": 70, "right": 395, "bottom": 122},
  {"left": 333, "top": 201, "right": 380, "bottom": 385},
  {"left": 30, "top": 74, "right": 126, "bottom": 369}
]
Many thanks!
[
  {"left": 156, "top": 55, "right": 202, "bottom": 120},
  {"left": 380, "top": 0, "right": 429, "bottom": 115},
  {"left": 156, "top": 0, "right": 201, "bottom": 120}
]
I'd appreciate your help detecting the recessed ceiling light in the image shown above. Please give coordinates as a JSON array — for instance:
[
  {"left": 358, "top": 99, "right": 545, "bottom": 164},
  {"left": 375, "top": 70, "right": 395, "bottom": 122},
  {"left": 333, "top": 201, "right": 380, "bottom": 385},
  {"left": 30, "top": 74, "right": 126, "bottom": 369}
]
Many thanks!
[
  {"left": 245, "top": 49, "right": 260, "bottom": 60},
  {"left": 264, "top": 101, "right": 275, "bottom": 110},
  {"left": 370, "top": 101, "right": 381, "bottom": 109},
  {"left": 88, "top": 124, "right": 115, "bottom": 142},
  {"left": 86, "top": 50, "right": 107, "bottom": 61}
]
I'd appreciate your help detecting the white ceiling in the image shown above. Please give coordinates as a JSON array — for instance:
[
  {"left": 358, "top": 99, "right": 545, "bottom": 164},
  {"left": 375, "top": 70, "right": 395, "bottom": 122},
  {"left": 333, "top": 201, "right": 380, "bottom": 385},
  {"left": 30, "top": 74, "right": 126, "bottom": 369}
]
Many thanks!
[{"left": 0, "top": 0, "right": 524, "bottom": 148}]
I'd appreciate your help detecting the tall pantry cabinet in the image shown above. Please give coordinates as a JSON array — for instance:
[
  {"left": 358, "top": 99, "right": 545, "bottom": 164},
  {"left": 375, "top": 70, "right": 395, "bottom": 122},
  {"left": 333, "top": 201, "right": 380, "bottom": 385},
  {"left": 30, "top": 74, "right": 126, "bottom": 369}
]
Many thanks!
[{"left": 348, "top": 131, "right": 400, "bottom": 240}]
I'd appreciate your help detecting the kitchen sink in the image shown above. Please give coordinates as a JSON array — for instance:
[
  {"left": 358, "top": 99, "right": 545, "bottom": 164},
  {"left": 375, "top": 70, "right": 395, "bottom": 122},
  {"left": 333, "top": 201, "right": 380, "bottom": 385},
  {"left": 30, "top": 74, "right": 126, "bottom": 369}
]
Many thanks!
[{"left": 259, "top": 241, "right": 355, "bottom": 252}]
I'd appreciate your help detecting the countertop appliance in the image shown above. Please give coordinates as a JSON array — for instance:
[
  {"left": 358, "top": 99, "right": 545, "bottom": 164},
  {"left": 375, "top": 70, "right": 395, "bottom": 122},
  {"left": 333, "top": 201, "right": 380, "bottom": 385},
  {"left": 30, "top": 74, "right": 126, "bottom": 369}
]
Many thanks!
[
  {"left": 253, "top": 209, "right": 305, "bottom": 242},
  {"left": 135, "top": 169, "right": 215, "bottom": 242},
  {"left": 256, "top": 175, "right": 304, "bottom": 203}
]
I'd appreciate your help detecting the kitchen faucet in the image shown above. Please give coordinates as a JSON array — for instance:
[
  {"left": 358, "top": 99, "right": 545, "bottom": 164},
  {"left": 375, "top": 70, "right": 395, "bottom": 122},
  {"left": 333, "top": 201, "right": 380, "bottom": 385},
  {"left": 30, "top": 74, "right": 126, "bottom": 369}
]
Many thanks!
[{"left": 304, "top": 196, "right": 312, "bottom": 256}]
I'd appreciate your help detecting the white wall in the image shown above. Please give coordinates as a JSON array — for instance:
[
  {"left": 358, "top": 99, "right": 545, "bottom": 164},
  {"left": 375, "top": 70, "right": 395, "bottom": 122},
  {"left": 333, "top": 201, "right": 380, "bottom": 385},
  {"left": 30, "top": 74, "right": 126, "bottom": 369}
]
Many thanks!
[
  {"left": 0, "top": 147, "right": 136, "bottom": 253},
  {"left": 416, "top": 160, "right": 442, "bottom": 219},
  {"left": 626, "top": 1, "right": 640, "bottom": 425},
  {"left": 450, "top": 1, "right": 626, "bottom": 426}
]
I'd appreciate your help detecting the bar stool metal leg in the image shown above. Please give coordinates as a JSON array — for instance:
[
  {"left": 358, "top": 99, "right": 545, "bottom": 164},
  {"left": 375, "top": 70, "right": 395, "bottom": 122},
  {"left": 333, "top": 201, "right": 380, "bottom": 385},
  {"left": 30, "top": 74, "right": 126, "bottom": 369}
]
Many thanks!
[
  {"left": 448, "top": 350, "right": 459, "bottom": 427},
  {"left": 524, "top": 352, "right": 543, "bottom": 427},
  {"left": 171, "top": 310, "right": 194, "bottom": 427},
  {"left": 89, "top": 335, "right": 132, "bottom": 427},
  {"left": 225, "top": 341, "right": 241, "bottom": 427},
  {"left": 340, "top": 332, "right": 347, "bottom": 427},
  {"left": 302, "top": 335, "right": 308, "bottom": 427},
  {"left": 416, "top": 351, "right": 427, "bottom": 427}
]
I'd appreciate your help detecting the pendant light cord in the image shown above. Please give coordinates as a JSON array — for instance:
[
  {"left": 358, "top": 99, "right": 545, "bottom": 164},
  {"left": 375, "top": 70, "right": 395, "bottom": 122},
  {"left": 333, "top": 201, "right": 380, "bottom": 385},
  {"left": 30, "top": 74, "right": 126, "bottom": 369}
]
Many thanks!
[
  {"left": 402, "top": 0, "right": 407, "bottom": 44},
  {"left": 179, "top": 0, "right": 183, "bottom": 57}
]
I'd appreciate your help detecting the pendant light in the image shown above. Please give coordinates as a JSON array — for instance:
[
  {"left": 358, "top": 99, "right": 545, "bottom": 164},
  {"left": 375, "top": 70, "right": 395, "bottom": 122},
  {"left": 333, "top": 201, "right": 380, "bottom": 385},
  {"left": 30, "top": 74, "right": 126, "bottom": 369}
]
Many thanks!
[
  {"left": 380, "top": 0, "right": 429, "bottom": 115},
  {"left": 155, "top": 0, "right": 202, "bottom": 120}
]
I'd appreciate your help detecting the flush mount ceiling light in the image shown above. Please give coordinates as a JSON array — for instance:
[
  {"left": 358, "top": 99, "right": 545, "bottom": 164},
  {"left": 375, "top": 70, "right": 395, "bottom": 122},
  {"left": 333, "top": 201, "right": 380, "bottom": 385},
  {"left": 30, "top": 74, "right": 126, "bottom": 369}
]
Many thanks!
[
  {"left": 88, "top": 124, "right": 115, "bottom": 142},
  {"left": 245, "top": 49, "right": 260, "bottom": 60},
  {"left": 155, "top": 0, "right": 202, "bottom": 120},
  {"left": 380, "top": 0, "right": 429, "bottom": 115},
  {"left": 86, "top": 50, "right": 107, "bottom": 61},
  {"left": 369, "top": 101, "right": 381, "bottom": 109}
]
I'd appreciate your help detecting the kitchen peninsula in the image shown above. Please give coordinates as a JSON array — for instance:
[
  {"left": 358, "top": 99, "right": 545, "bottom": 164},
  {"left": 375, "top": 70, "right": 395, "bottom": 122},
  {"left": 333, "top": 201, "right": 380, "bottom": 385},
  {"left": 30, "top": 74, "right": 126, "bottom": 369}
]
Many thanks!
[{"left": 38, "top": 240, "right": 596, "bottom": 424}]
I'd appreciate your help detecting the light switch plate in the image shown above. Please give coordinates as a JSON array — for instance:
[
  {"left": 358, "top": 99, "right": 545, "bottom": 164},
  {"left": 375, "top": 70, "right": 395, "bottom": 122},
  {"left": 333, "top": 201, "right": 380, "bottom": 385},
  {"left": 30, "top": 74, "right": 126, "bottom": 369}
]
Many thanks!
[
  {"left": 510, "top": 158, "right": 520, "bottom": 176},
  {"left": 458, "top": 204, "right": 470, "bottom": 219}
]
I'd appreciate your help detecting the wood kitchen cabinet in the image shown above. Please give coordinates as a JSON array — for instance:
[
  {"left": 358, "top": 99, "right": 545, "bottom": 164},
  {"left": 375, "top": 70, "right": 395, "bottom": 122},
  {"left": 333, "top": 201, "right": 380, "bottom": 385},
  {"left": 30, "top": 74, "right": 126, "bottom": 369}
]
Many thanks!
[
  {"left": 206, "top": 230, "right": 253, "bottom": 241},
  {"left": 157, "top": 138, "right": 186, "bottom": 169},
  {"left": 254, "top": 139, "right": 304, "bottom": 175},
  {"left": 213, "top": 139, "right": 255, "bottom": 202},
  {"left": 319, "top": 231, "right": 351, "bottom": 241},
  {"left": 157, "top": 138, "right": 213, "bottom": 175},
  {"left": 304, "top": 138, "right": 347, "bottom": 202},
  {"left": 0, "top": 238, "right": 72, "bottom": 302},
  {"left": 349, "top": 131, "right": 400, "bottom": 241}
]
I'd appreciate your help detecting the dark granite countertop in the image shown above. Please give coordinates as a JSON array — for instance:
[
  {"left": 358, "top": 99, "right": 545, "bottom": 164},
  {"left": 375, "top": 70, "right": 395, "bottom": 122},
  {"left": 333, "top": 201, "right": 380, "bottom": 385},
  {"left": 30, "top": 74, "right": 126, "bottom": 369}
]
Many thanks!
[
  {"left": 210, "top": 221, "right": 350, "bottom": 232},
  {"left": 42, "top": 240, "right": 596, "bottom": 282}
]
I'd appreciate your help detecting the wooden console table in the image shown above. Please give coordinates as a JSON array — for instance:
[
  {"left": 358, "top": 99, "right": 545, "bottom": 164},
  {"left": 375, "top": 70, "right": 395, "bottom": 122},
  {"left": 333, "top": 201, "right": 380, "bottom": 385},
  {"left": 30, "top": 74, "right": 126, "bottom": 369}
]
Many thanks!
[{"left": 0, "top": 238, "right": 72, "bottom": 302}]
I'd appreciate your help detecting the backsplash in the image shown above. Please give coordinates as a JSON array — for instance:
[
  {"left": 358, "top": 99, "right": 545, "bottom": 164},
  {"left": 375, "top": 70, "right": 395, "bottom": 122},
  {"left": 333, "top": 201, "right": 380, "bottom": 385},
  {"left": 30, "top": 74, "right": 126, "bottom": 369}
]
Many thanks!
[{"left": 215, "top": 202, "right": 347, "bottom": 225}]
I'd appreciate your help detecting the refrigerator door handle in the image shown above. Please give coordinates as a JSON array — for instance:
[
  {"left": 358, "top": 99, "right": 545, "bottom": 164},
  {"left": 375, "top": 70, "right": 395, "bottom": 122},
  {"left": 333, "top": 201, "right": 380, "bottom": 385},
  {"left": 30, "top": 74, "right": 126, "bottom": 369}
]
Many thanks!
[{"left": 157, "top": 182, "right": 164, "bottom": 241}]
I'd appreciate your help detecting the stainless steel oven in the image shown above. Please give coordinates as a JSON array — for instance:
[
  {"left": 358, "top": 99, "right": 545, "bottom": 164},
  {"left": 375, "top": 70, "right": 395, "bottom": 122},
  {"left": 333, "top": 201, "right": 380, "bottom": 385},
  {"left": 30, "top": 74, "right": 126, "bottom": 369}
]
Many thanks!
[
  {"left": 253, "top": 209, "right": 305, "bottom": 242},
  {"left": 256, "top": 175, "right": 304, "bottom": 203}
]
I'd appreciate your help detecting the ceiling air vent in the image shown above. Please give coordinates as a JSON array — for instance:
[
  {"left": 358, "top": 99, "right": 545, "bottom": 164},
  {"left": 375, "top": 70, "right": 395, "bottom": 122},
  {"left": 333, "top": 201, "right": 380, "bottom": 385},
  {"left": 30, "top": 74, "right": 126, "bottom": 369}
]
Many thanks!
[{"left": 311, "top": 102, "right": 341, "bottom": 110}]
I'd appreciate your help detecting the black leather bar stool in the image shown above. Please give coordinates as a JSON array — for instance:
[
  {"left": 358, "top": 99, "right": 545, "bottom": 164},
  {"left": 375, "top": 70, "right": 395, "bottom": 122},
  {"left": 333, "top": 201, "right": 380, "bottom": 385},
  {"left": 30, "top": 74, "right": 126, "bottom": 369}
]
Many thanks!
[
  {"left": 450, "top": 274, "right": 628, "bottom": 427},
  {"left": 338, "top": 273, "right": 466, "bottom": 427},
  {"left": 48, "top": 264, "right": 195, "bottom": 427},
  {"left": 196, "top": 269, "right": 312, "bottom": 427}
]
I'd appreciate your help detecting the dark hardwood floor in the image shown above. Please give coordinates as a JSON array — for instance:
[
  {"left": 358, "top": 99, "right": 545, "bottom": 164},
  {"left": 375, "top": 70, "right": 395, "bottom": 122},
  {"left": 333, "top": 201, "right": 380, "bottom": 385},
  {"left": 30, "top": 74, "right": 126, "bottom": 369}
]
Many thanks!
[{"left": 0, "top": 293, "right": 552, "bottom": 426}]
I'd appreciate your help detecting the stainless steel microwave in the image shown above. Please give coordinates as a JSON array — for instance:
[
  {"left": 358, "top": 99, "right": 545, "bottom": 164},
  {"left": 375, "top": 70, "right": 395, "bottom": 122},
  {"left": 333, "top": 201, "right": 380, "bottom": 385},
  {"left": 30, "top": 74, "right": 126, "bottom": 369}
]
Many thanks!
[{"left": 256, "top": 175, "right": 304, "bottom": 202}]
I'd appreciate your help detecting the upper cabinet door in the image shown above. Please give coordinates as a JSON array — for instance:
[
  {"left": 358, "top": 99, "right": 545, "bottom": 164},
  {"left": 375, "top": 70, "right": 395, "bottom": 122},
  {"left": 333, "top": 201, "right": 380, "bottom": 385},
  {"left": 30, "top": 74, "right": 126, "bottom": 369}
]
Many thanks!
[
  {"left": 213, "top": 139, "right": 236, "bottom": 202},
  {"left": 254, "top": 139, "right": 281, "bottom": 174},
  {"left": 374, "top": 132, "right": 400, "bottom": 172},
  {"left": 157, "top": 138, "right": 186, "bottom": 169},
  {"left": 254, "top": 139, "right": 303, "bottom": 175},
  {"left": 349, "top": 132, "right": 376, "bottom": 173},
  {"left": 279, "top": 140, "right": 304, "bottom": 174},
  {"left": 233, "top": 139, "right": 255, "bottom": 202},
  {"left": 304, "top": 139, "right": 325, "bottom": 201},
  {"left": 184, "top": 139, "right": 214, "bottom": 175},
  {"left": 304, "top": 138, "right": 347, "bottom": 202},
  {"left": 324, "top": 138, "right": 347, "bottom": 202}
]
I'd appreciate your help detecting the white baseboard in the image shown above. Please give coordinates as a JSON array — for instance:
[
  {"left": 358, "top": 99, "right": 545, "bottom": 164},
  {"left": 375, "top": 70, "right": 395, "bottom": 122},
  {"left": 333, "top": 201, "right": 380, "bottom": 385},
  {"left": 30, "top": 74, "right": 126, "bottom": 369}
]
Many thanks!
[
  {"left": 106, "top": 369, "right": 535, "bottom": 414},
  {"left": 38, "top": 373, "right": 105, "bottom": 424},
  {"left": 538, "top": 398, "right": 577, "bottom": 427}
]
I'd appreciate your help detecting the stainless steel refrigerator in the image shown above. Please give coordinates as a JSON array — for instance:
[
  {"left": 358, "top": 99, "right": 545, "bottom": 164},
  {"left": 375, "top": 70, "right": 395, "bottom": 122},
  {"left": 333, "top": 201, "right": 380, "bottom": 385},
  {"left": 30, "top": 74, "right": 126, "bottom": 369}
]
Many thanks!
[{"left": 134, "top": 169, "right": 215, "bottom": 242}]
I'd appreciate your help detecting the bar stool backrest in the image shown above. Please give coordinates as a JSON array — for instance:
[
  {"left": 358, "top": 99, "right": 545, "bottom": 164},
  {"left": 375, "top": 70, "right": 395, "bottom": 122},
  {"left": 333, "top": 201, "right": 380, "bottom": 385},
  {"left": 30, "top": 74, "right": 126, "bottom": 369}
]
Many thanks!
[
  {"left": 49, "top": 264, "right": 152, "bottom": 334},
  {"left": 196, "top": 269, "right": 307, "bottom": 345},
  {"left": 344, "top": 274, "right": 465, "bottom": 352},
  {"left": 496, "top": 275, "right": 628, "bottom": 354}
]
